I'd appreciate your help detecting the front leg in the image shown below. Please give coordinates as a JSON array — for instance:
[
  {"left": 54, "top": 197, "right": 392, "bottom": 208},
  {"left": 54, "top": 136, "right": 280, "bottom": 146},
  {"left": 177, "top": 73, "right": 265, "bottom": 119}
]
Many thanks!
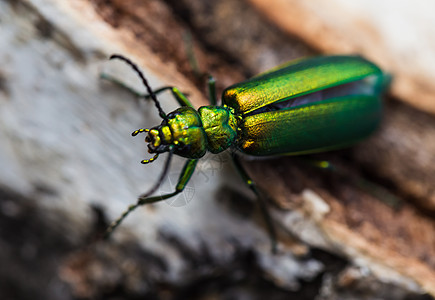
[
  {"left": 300, "top": 157, "right": 401, "bottom": 208},
  {"left": 104, "top": 159, "right": 199, "bottom": 238},
  {"left": 101, "top": 71, "right": 195, "bottom": 108}
]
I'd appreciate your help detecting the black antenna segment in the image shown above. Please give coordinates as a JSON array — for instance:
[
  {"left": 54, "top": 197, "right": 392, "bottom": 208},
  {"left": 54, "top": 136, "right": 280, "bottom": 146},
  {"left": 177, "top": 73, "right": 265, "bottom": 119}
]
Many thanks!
[{"left": 110, "top": 54, "right": 167, "bottom": 120}]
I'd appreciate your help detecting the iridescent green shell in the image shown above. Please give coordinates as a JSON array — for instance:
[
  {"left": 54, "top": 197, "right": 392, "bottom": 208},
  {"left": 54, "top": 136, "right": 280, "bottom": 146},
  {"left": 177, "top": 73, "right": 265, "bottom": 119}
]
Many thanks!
[
  {"left": 221, "top": 55, "right": 389, "bottom": 156},
  {"left": 165, "top": 106, "right": 208, "bottom": 158},
  {"left": 198, "top": 106, "right": 238, "bottom": 154}
]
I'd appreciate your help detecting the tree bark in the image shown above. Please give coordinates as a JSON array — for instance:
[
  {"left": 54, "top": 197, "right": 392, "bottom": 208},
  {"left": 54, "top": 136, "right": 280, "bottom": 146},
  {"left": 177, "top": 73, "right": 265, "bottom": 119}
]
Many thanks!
[{"left": 0, "top": 0, "right": 434, "bottom": 299}]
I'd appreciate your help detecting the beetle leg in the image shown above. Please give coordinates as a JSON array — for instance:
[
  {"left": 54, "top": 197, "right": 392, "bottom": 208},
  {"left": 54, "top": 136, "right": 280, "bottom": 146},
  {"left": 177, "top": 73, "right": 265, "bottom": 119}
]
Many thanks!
[
  {"left": 104, "top": 159, "right": 198, "bottom": 238},
  {"left": 300, "top": 157, "right": 402, "bottom": 209},
  {"left": 101, "top": 72, "right": 195, "bottom": 108},
  {"left": 231, "top": 154, "right": 278, "bottom": 253},
  {"left": 100, "top": 72, "right": 170, "bottom": 98},
  {"left": 133, "top": 85, "right": 195, "bottom": 107},
  {"left": 137, "top": 86, "right": 193, "bottom": 107},
  {"left": 168, "top": 87, "right": 195, "bottom": 107},
  {"left": 136, "top": 158, "right": 198, "bottom": 205},
  {"left": 183, "top": 31, "right": 217, "bottom": 106},
  {"left": 207, "top": 75, "right": 217, "bottom": 105},
  {"left": 183, "top": 31, "right": 201, "bottom": 77},
  {"left": 100, "top": 72, "right": 144, "bottom": 97}
]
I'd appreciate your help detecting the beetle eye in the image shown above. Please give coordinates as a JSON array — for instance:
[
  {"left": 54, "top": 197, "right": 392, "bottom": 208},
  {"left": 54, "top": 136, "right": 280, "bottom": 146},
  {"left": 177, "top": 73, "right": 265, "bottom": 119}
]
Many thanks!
[{"left": 167, "top": 112, "right": 178, "bottom": 119}]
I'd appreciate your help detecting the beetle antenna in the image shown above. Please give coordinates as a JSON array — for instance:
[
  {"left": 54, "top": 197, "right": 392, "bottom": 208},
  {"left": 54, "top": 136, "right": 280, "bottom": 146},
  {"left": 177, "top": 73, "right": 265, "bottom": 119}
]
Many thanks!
[
  {"left": 103, "top": 146, "right": 175, "bottom": 238},
  {"left": 110, "top": 54, "right": 167, "bottom": 120}
]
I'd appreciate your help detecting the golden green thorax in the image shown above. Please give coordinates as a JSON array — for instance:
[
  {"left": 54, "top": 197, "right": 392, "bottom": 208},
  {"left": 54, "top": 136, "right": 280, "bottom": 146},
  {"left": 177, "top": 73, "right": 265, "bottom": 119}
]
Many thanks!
[{"left": 145, "top": 105, "right": 239, "bottom": 159}]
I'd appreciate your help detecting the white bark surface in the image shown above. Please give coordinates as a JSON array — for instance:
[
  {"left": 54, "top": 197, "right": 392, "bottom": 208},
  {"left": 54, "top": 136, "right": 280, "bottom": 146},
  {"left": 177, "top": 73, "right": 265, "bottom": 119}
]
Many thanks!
[{"left": 0, "top": 0, "right": 322, "bottom": 291}]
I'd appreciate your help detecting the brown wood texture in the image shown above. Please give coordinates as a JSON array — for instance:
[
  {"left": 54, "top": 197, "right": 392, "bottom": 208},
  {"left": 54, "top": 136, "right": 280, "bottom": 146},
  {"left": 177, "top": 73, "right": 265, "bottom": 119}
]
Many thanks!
[
  {"left": 88, "top": 0, "right": 435, "bottom": 296},
  {"left": 1, "top": 0, "right": 434, "bottom": 298},
  {"left": 247, "top": 0, "right": 435, "bottom": 116}
]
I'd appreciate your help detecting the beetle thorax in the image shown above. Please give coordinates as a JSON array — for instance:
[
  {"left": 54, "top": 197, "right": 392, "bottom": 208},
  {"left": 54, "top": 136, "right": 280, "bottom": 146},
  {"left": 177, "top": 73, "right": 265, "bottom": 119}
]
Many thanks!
[{"left": 198, "top": 105, "right": 239, "bottom": 154}]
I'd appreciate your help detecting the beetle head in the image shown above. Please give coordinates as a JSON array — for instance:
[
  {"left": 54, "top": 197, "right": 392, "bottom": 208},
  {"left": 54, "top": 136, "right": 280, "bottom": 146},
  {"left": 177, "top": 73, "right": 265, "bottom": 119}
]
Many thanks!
[{"left": 133, "top": 106, "right": 207, "bottom": 164}]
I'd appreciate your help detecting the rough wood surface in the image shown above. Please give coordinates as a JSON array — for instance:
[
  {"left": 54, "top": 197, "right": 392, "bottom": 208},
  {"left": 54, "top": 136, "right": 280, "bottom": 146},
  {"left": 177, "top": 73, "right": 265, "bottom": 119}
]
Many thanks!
[
  {"left": 247, "top": 0, "right": 435, "bottom": 116},
  {"left": 1, "top": 0, "right": 434, "bottom": 299}
]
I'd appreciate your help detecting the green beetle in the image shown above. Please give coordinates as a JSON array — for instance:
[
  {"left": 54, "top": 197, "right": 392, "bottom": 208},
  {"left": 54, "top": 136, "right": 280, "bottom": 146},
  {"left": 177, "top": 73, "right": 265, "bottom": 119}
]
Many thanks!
[{"left": 105, "top": 55, "right": 390, "bottom": 250}]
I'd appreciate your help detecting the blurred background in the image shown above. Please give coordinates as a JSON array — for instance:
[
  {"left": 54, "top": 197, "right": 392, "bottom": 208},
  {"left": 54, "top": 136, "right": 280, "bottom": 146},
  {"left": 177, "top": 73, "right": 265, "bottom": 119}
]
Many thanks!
[{"left": 1, "top": 0, "right": 435, "bottom": 299}]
